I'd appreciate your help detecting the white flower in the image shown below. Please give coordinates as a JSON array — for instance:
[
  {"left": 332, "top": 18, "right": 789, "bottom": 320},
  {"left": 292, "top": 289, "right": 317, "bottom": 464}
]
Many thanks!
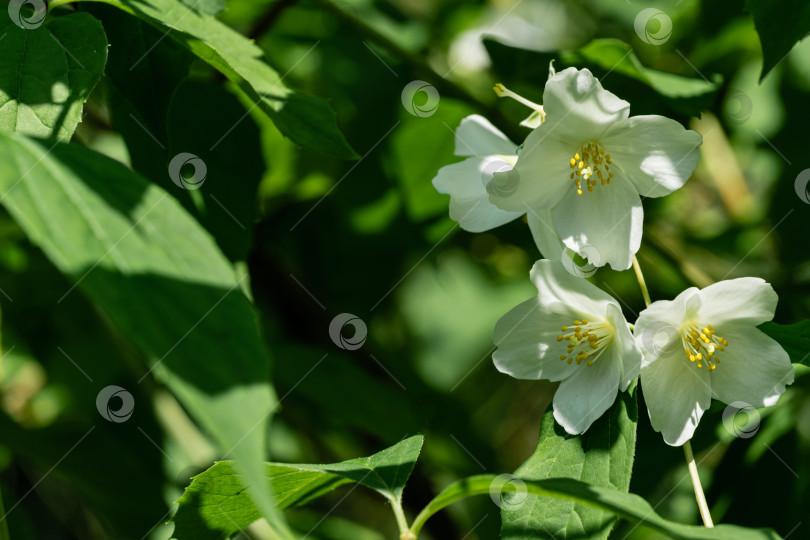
[
  {"left": 634, "top": 278, "right": 794, "bottom": 446},
  {"left": 431, "top": 115, "right": 566, "bottom": 263},
  {"left": 487, "top": 67, "right": 702, "bottom": 270},
  {"left": 492, "top": 260, "right": 642, "bottom": 434}
]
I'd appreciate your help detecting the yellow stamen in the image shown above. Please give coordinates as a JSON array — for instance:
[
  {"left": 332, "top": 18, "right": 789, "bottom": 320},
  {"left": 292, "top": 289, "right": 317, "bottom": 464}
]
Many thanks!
[
  {"left": 568, "top": 141, "right": 613, "bottom": 195},
  {"left": 682, "top": 322, "right": 729, "bottom": 372}
]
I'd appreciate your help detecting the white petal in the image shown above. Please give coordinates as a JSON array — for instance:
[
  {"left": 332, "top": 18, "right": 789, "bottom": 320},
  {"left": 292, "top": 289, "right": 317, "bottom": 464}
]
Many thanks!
[
  {"left": 641, "top": 351, "right": 712, "bottom": 446},
  {"left": 454, "top": 114, "right": 516, "bottom": 157},
  {"left": 709, "top": 325, "right": 794, "bottom": 408},
  {"left": 542, "top": 68, "right": 630, "bottom": 144},
  {"left": 605, "top": 303, "right": 643, "bottom": 391},
  {"left": 432, "top": 157, "right": 524, "bottom": 232},
  {"left": 634, "top": 290, "right": 699, "bottom": 368},
  {"left": 487, "top": 133, "right": 573, "bottom": 212},
  {"left": 527, "top": 209, "right": 564, "bottom": 261},
  {"left": 553, "top": 349, "right": 622, "bottom": 434},
  {"left": 696, "top": 277, "right": 778, "bottom": 327},
  {"left": 550, "top": 175, "right": 643, "bottom": 271},
  {"left": 529, "top": 259, "right": 618, "bottom": 319},
  {"left": 602, "top": 116, "right": 702, "bottom": 198},
  {"left": 492, "top": 297, "right": 580, "bottom": 382}
]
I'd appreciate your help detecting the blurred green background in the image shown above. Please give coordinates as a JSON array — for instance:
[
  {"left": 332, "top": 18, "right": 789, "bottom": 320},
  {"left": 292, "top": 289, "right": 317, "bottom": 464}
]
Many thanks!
[{"left": 0, "top": 0, "right": 809, "bottom": 538}]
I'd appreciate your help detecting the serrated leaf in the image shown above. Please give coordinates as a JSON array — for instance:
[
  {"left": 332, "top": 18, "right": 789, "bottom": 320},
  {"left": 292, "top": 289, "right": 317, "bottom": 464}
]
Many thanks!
[
  {"left": 500, "top": 384, "right": 637, "bottom": 539},
  {"left": 85, "top": 0, "right": 357, "bottom": 158},
  {"left": 745, "top": 0, "right": 810, "bottom": 80},
  {"left": 409, "top": 474, "right": 782, "bottom": 540},
  {"left": 0, "top": 12, "right": 107, "bottom": 140},
  {"left": 759, "top": 320, "right": 810, "bottom": 365},
  {"left": 173, "top": 435, "right": 425, "bottom": 540},
  {"left": 0, "top": 131, "right": 288, "bottom": 537}
]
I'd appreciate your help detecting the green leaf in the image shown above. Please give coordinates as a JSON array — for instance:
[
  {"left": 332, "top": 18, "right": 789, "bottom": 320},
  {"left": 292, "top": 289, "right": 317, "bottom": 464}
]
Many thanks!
[
  {"left": 577, "top": 39, "right": 719, "bottom": 101},
  {"left": 84, "top": 0, "right": 357, "bottom": 159},
  {"left": 166, "top": 79, "right": 264, "bottom": 261},
  {"left": 181, "top": 0, "right": 225, "bottom": 15},
  {"left": 745, "top": 0, "right": 810, "bottom": 80},
  {"left": 500, "top": 383, "right": 637, "bottom": 539},
  {"left": 92, "top": 1, "right": 193, "bottom": 182},
  {"left": 0, "top": 132, "right": 289, "bottom": 537},
  {"left": 0, "top": 12, "right": 107, "bottom": 140},
  {"left": 759, "top": 320, "right": 810, "bottom": 365},
  {"left": 172, "top": 435, "right": 425, "bottom": 539},
  {"left": 408, "top": 474, "right": 782, "bottom": 540}
]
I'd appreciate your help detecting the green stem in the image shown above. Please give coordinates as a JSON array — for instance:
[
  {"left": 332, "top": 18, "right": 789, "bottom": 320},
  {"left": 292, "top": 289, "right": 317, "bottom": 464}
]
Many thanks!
[
  {"left": 632, "top": 257, "right": 713, "bottom": 529},
  {"left": 632, "top": 255, "right": 652, "bottom": 308},
  {"left": 391, "top": 499, "right": 413, "bottom": 540},
  {"left": 683, "top": 441, "right": 714, "bottom": 528}
]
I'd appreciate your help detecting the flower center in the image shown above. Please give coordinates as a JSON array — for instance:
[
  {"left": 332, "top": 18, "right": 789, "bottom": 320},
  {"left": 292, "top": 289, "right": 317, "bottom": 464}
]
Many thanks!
[
  {"left": 568, "top": 141, "right": 613, "bottom": 195},
  {"left": 556, "top": 319, "right": 613, "bottom": 366},
  {"left": 681, "top": 323, "right": 729, "bottom": 371}
]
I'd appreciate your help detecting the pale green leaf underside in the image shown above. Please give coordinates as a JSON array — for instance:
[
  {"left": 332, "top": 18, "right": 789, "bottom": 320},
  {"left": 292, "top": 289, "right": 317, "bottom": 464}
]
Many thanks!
[
  {"left": 501, "top": 386, "right": 637, "bottom": 539},
  {"left": 0, "top": 131, "right": 282, "bottom": 533},
  {"left": 172, "top": 435, "right": 424, "bottom": 540},
  {"left": 0, "top": 12, "right": 107, "bottom": 140},
  {"left": 411, "top": 475, "right": 782, "bottom": 540},
  {"left": 80, "top": 0, "right": 357, "bottom": 158}
]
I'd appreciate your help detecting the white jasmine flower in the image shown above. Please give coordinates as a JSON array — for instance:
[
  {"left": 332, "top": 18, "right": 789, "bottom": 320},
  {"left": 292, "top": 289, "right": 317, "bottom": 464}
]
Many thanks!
[
  {"left": 431, "top": 114, "right": 563, "bottom": 260},
  {"left": 492, "top": 260, "right": 642, "bottom": 434},
  {"left": 634, "top": 278, "right": 794, "bottom": 446},
  {"left": 487, "top": 67, "right": 702, "bottom": 270}
]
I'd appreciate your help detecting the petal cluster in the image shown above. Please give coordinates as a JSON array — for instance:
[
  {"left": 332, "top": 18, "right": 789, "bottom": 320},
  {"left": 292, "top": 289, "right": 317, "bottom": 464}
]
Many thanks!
[
  {"left": 487, "top": 68, "right": 702, "bottom": 270},
  {"left": 634, "top": 278, "right": 794, "bottom": 446},
  {"left": 492, "top": 260, "right": 642, "bottom": 434}
]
